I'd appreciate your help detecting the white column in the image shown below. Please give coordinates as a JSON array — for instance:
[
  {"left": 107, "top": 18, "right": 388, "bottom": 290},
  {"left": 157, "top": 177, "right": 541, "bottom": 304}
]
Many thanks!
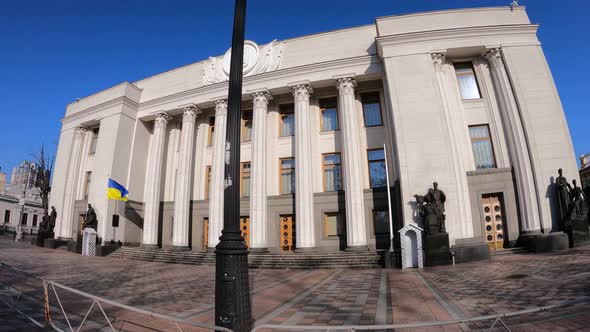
[
  {"left": 142, "top": 113, "right": 170, "bottom": 248},
  {"left": 59, "top": 127, "right": 87, "bottom": 240},
  {"left": 432, "top": 53, "right": 474, "bottom": 238},
  {"left": 292, "top": 83, "right": 315, "bottom": 250},
  {"left": 75, "top": 130, "right": 94, "bottom": 200},
  {"left": 172, "top": 105, "right": 199, "bottom": 249},
  {"left": 336, "top": 77, "right": 368, "bottom": 249},
  {"left": 249, "top": 90, "right": 271, "bottom": 251},
  {"left": 208, "top": 99, "right": 228, "bottom": 248},
  {"left": 484, "top": 48, "right": 542, "bottom": 234}
]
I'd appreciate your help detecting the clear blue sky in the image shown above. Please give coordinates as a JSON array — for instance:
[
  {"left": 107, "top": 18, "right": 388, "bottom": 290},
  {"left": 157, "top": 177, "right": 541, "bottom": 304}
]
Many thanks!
[{"left": 1, "top": 0, "right": 588, "bottom": 178}]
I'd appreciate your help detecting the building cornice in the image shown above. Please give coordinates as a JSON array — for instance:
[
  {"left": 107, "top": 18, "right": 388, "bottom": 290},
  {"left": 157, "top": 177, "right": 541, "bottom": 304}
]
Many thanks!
[
  {"left": 377, "top": 24, "right": 539, "bottom": 58},
  {"left": 137, "top": 55, "right": 382, "bottom": 116},
  {"left": 61, "top": 96, "right": 139, "bottom": 124}
]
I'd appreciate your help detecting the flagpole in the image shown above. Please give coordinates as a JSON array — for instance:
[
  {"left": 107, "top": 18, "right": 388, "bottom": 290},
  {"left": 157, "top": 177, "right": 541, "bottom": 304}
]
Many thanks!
[{"left": 384, "top": 144, "right": 394, "bottom": 252}]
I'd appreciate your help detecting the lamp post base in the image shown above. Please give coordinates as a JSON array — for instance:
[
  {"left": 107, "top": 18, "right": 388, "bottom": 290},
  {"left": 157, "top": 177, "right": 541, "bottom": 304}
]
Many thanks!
[{"left": 215, "top": 230, "right": 252, "bottom": 332}]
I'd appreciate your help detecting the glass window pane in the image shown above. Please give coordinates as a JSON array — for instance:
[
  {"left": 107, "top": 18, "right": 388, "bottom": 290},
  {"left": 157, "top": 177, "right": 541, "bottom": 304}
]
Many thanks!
[
  {"left": 363, "top": 102, "right": 383, "bottom": 127},
  {"left": 369, "top": 161, "right": 386, "bottom": 188},
  {"left": 281, "top": 159, "right": 294, "bottom": 169},
  {"left": 281, "top": 171, "right": 295, "bottom": 194},
  {"left": 281, "top": 113, "right": 294, "bottom": 137},
  {"left": 368, "top": 149, "right": 385, "bottom": 161},
  {"left": 242, "top": 113, "right": 252, "bottom": 141},
  {"left": 374, "top": 210, "right": 389, "bottom": 234},
  {"left": 322, "top": 108, "right": 338, "bottom": 131},
  {"left": 324, "top": 165, "right": 342, "bottom": 191},
  {"left": 324, "top": 154, "right": 340, "bottom": 165},
  {"left": 469, "top": 126, "right": 496, "bottom": 169},
  {"left": 325, "top": 214, "right": 338, "bottom": 237},
  {"left": 455, "top": 63, "right": 481, "bottom": 99}
]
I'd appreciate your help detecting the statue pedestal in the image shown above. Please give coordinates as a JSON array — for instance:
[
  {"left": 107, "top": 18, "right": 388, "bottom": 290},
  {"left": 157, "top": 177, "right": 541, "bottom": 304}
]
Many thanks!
[
  {"left": 569, "top": 216, "right": 590, "bottom": 248},
  {"left": 423, "top": 232, "right": 452, "bottom": 267}
]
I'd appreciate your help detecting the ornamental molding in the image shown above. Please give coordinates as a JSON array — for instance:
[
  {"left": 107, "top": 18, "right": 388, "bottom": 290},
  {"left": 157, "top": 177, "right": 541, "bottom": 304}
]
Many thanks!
[
  {"left": 251, "top": 89, "right": 272, "bottom": 108},
  {"left": 154, "top": 112, "right": 171, "bottom": 129},
  {"left": 202, "top": 40, "right": 284, "bottom": 85},
  {"left": 290, "top": 82, "right": 313, "bottom": 102},
  {"left": 336, "top": 77, "right": 357, "bottom": 95},
  {"left": 180, "top": 104, "right": 200, "bottom": 123},
  {"left": 484, "top": 48, "right": 503, "bottom": 68},
  {"left": 214, "top": 99, "right": 228, "bottom": 116}
]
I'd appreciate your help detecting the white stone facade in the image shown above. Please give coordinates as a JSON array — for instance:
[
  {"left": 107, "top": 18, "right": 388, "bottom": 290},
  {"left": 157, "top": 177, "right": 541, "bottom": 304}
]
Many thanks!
[{"left": 49, "top": 7, "right": 578, "bottom": 254}]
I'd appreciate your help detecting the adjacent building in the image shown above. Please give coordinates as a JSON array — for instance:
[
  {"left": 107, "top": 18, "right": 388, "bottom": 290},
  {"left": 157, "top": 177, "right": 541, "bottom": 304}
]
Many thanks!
[
  {"left": 580, "top": 153, "right": 590, "bottom": 189},
  {"left": 49, "top": 6, "right": 579, "bottom": 262},
  {"left": 10, "top": 161, "right": 40, "bottom": 189}
]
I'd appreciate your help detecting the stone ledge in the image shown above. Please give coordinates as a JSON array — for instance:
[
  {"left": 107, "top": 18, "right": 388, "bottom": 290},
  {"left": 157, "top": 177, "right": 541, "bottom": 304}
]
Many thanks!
[
  {"left": 451, "top": 243, "right": 490, "bottom": 264},
  {"left": 518, "top": 233, "right": 569, "bottom": 253}
]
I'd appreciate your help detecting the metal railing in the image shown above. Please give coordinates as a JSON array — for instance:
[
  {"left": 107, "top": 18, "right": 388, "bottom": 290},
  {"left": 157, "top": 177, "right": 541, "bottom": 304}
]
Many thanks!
[{"left": 0, "top": 262, "right": 232, "bottom": 332}]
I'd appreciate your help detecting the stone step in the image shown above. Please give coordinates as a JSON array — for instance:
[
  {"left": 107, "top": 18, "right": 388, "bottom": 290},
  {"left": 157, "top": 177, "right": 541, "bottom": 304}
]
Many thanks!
[
  {"left": 109, "top": 246, "right": 383, "bottom": 269},
  {"left": 490, "top": 247, "right": 528, "bottom": 256}
]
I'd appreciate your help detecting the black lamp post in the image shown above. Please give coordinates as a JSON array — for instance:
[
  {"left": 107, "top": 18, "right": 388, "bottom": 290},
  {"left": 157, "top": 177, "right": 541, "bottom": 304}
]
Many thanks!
[{"left": 214, "top": 0, "right": 252, "bottom": 331}]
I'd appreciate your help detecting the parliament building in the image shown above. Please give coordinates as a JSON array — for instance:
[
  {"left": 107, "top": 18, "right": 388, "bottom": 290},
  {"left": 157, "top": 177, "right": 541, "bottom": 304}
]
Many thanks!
[{"left": 49, "top": 6, "right": 579, "bottom": 265}]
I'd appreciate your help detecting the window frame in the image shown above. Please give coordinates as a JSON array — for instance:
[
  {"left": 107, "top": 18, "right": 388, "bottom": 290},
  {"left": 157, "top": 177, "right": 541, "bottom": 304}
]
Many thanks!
[
  {"left": 4, "top": 210, "right": 10, "bottom": 224},
  {"left": 361, "top": 92, "right": 384, "bottom": 128},
  {"left": 89, "top": 127, "right": 100, "bottom": 155},
  {"left": 322, "top": 153, "right": 342, "bottom": 192},
  {"left": 468, "top": 124, "right": 497, "bottom": 170},
  {"left": 32, "top": 214, "right": 38, "bottom": 227},
  {"left": 83, "top": 171, "right": 92, "bottom": 200},
  {"left": 241, "top": 110, "right": 253, "bottom": 142},
  {"left": 279, "top": 104, "right": 295, "bottom": 137},
  {"left": 279, "top": 157, "right": 295, "bottom": 195},
  {"left": 319, "top": 97, "right": 339, "bottom": 132},
  {"left": 205, "top": 166, "right": 211, "bottom": 199},
  {"left": 454, "top": 62, "right": 482, "bottom": 100},
  {"left": 208, "top": 117, "right": 215, "bottom": 147},
  {"left": 367, "top": 148, "right": 387, "bottom": 189},
  {"left": 241, "top": 162, "right": 251, "bottom": 197}
]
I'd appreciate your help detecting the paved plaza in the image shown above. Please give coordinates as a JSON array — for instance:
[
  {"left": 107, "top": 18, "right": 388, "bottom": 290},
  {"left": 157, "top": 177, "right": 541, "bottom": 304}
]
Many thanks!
[{"left": 0, "top": 237, "right": 589, "bottom": 331}]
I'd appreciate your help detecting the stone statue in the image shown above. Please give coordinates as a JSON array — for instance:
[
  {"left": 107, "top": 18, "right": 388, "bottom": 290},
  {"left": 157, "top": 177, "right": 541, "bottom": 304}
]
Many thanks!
[
  {"left": 570, "top": 179, "right": 586, "bottom": 218},
  {"left": 47, "top": 206, "right": 57, "bottom": 233},
  {"left": 83, "top": 204, "right": 97, "bottom": 231},
  {"left": 414, "top": 182, "right": 447, "bottom": 235},
  {"left": 556, "top": 168, "right": 572, "bottom": 227}
]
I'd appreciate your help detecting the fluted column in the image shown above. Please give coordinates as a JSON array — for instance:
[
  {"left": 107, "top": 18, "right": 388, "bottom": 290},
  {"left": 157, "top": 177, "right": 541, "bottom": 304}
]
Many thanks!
[
  {"left": 142, "top": 113, "right": 170, "bottom": 248},
  {"left": 249, "top": 90, "right": 272, "bottom": 251},
  {"left": 59, "top": 126, "right": 87, "bottom": 240},
  {"left": 432, "top": 53, "right": 474, "bottom": 238},
  {"left": 484, "top": 48, "right": 541, "bottom": 233},
  {"left": 172, "top": 105, "right": 200, "bottom": 249},
  {"left": 208, "top": 99, "right": 228, "bottom": 248},
  {"left": 336, "top": 77, "right": 368, "bottom": 249},
  {"left": 292, "top": 83, "right": 315, "bottom": 250},
  {"left": 75, "top": 129, "right": 94, "bottom": 200}
]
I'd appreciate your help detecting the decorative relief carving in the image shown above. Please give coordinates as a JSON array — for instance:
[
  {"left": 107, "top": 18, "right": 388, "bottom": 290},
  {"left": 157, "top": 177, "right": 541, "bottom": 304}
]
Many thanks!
[
  {"left": 154, "top": 113, "right": 171, "bottom": 129},
  {"left": 251, "top": 90, "right": 272, "bottom": 108},
  {"left": 291, "top": 84, "right": 312, "bottom": 102},
  {"left": 182, "top": 105, "right": 199, "bottom": 123},
  {"left": 202, "top": 40, "right": 284, "bottom": 85},
  {"left": 336, "top": 77, "right": 356, "bottom": 95},
  {"left": 484, "top": 48, "right": 503, "bottom": 68},
  {"left": 214, "top": 99, "right": 229, "bottom": 116}
]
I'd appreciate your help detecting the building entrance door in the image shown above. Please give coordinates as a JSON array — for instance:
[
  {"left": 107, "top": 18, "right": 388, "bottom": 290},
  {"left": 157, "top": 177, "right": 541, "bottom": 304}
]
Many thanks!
[
  {"left": 280, "top": 215, "right": 295, "bottom": 252},
  {"left": 203, "top": 217, "right": 209, "bottom": 250},
  {"left": 482, "top": 194, "right": 505, "bottom": 250},
  {"left": 240, "top": 216, "right": 250, "bottom": 248}
]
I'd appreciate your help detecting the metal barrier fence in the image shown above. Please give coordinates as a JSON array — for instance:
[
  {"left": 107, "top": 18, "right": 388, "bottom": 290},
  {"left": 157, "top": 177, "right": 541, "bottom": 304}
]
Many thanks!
[
  {"left": 0, "top": 262, "right": 231, "bottom": 332},
  {"left": 2, "top": 261, "right": 589, "bottom": 332}
]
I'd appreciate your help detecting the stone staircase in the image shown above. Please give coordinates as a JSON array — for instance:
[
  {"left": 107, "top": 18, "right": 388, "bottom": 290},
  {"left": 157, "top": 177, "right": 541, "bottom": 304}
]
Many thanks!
[
  {"left": 108, "top": 246, "right": 384, "bottom": 269},
  {"left": 490, "top": 247, "right": 528, "bottom": 257}
]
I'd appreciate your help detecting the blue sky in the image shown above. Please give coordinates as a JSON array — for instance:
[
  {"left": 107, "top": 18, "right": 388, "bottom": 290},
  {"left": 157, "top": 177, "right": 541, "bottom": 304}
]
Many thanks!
[{"left": 0, "top": 0, "right": 588, "bottom": 178}]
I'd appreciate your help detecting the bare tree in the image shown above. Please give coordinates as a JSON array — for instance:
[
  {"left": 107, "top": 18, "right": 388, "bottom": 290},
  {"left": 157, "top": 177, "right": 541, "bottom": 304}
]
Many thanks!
[{"left": 34, "top": 144, "right": 53, "bottom": 214}]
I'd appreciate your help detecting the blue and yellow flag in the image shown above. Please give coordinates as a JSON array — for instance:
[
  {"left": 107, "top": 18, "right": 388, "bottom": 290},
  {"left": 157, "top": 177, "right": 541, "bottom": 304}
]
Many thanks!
[{"left": 107, "top": 178, "right": 129, "bottom": 202}]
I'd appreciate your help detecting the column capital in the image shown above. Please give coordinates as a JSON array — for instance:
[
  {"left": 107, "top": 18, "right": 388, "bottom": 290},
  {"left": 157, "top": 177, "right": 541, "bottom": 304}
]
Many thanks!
[
  {"left": 74, "top": 126, "right": 88, "bottom": 137},
  {"left": 154, "top": 112, "right": 171, "bottom": 129},
  {"left": 484, "top": 48, "right": 503, "bottom": 68},
  {"left": 180, "top": 104, "right": 200, "bottom": 123},
  {"left": 336, "top": 77, "right": 357, "bottom": 95},
  {"left": 214, "top": 99, "right": 228, "bottom": 116},
  {"left": 431, "top": 53, "right": 447, "bottom": 71},
  {"left": 251, "top": 89, "right": 272, "bottom": 108},
  {"left": 290, "top": 82, "right": 313, "bottom": 102}
]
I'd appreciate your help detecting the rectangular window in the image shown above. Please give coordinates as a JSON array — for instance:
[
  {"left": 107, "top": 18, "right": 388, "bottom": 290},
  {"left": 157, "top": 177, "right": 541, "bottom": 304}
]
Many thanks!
[
  {"left": 32, "top": 215, "right": 38, "bottom": 227},
  {"left": 361, "top": 93, "right": 383, "bottom": 127},
  {"left": 241, "top": 162, "right": 251, "bottom": 197},
  {"left": 84, "top": 171, "right": 92, "bottom": 200},
  {"left": 89, "top": 127, "right": 99, "bottom": 155},
  {"left": 242, "top": 111, "right": 253, "bottom": 142},
  {"left": 324, "top": 212, "right": 340, "bottom": 238},
  {"left": 469, "top": 125, "right": 497, "bottom": 169},
  {"left": 323, "top": 153, "right": 342, "bottom": 191},
  {"left": 22, "top": 213, "right": 28, "bottom": 226},
  {"left": 208, "top": 117, "right": 215, "bottom": 147},
  {"left": 4, "top": 210, "right": 10, "bottom": 224},
  {"left": 279, "top": 104, "right": 294, "bottom": 137},
  {"left": 368, "top": 149, "right": 387, "bottom": 188},
  {"left": 454, "top": 62, "right": 481, "bottom": 100},
  {"left": 205, "top": 166, "right": 211, "bottom": 199},
  {"left": 320, "top": 98, "right": 339, "bottom": 132},
  {"left": 280, "top": 158, "right": 295, "bottom": 195}
]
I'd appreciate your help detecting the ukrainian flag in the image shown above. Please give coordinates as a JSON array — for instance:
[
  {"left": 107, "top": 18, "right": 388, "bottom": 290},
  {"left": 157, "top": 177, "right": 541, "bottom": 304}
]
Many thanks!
[{"left": 107, "top": 178, "right": 129, "bottom": 202}]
